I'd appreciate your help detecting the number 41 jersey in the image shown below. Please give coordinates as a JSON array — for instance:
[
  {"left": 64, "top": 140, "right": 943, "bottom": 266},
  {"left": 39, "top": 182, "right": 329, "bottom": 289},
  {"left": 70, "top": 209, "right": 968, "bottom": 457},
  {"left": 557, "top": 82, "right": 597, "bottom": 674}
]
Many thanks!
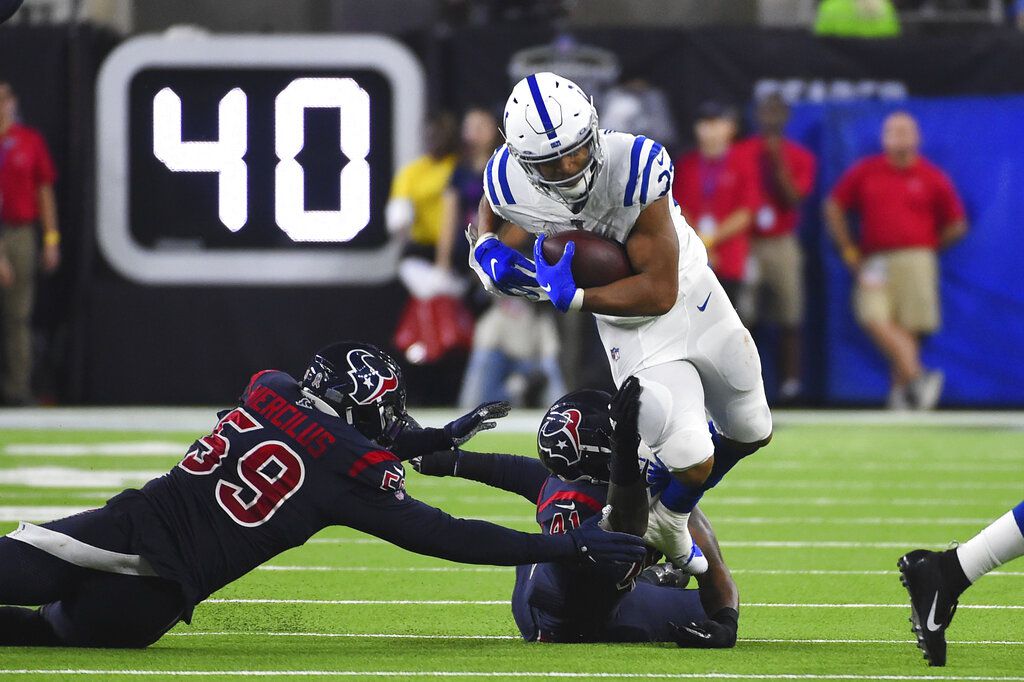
[{"left": 136, "top": 370, "right": 407, "bottom": 605}]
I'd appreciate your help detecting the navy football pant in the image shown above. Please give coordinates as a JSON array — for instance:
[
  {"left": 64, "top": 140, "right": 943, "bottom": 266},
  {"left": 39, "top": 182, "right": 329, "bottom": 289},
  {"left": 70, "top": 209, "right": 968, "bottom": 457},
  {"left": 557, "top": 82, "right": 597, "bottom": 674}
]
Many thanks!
[
  {"left": 0, "top": 506, "right": 185, "bottom": 648},
  {"left": 512, "top": 563, "right": 706, "bottom": 642}
]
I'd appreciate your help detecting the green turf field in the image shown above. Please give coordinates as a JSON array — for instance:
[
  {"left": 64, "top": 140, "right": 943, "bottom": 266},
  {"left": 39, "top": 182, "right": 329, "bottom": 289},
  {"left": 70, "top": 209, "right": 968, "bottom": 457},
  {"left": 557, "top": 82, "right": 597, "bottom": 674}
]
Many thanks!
[{"left": 0, "top": 418, "right": 1022, "bottom": 681}]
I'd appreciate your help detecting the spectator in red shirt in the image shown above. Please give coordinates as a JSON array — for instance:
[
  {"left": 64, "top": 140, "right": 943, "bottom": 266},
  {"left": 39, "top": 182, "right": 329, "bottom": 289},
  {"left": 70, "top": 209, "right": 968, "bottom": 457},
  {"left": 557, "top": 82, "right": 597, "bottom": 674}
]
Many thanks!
[
  {"left": 824, "top": 111, "right": 967, "bottom": 410},
  {"left": 0, "top": 80, "right": 60, "bottom": 405},
  {"left": 674, "top": 102, "right": 758, "bottom": 320},
  {"left": 734, "top": 94, "right": 817, "bottom": 403}
]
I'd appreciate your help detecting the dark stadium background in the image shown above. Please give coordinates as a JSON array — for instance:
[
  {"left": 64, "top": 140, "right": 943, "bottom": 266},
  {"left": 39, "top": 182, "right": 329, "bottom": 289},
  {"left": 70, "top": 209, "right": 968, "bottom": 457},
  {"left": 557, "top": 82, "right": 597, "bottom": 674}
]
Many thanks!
[{"left": 1, "top": 4, "right": 1022, "bottom": 407}]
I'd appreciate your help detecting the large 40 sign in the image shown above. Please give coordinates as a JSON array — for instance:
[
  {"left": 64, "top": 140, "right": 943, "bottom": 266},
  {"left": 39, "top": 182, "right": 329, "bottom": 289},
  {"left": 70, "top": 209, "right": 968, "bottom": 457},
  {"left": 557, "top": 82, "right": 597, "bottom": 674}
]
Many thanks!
[{"left": 97, "top": 35, "right": 424, "bottom": 285}]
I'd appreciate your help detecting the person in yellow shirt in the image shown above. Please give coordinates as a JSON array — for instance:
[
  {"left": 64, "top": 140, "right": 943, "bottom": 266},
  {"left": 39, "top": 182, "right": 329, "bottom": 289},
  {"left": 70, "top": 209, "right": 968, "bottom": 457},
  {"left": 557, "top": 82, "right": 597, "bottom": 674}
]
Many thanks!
[{"left": 386, "top": 112, "right": 459, "bottom": 260}]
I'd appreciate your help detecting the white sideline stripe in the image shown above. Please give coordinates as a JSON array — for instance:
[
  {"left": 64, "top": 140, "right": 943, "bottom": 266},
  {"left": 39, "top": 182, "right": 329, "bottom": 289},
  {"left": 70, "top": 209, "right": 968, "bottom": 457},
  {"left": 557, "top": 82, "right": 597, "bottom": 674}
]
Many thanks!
[
  {"left": 0, "top": 406, "right": 1021, "bottom": 431},
  {"left": 204, "top": 598, "right": 1024, "bottom": 609},
  {"left": 4, "top": 671, "right": 1024, "bottom": 681},
  {"left": 0, "top": 467, "right": 163, "bottom": 488},
  {"left": 0, "top": 506, "right": 99, "bottom": 522},
  {"left": 722, "top": 480, "right": 1024, "bottom": 492},
  {"left": 253, "top": 565, "right": 1024, "bottom": 578},
  {"left": 4, "top": 442, "right": 184, "bottom": 456},
  {"left": 163, "top": 631, "right": 1024, "bottom": 645},
  {"left": 0, "top": 491, "right": 119, "bottom": 501},
  {"left": 304, "top": 538, "right": 958, "bottom": 549}
]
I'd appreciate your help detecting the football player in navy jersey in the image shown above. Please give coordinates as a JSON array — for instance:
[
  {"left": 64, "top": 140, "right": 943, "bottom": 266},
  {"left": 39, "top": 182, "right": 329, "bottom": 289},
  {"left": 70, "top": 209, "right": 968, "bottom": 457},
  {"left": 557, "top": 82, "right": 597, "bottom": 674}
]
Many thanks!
[
  {"left": 414, "top": 377, "right": 740, "bottom": 646},
  {"left": 0, "top": 341, "right": 646, "bottom": 648}
]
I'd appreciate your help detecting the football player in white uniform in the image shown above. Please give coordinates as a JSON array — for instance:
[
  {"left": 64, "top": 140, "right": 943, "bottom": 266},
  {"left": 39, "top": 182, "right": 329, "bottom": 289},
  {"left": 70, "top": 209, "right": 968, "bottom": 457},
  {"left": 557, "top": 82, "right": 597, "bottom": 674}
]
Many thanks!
[{"left": 467, "top": 72, "right": 773, "bottom": 574}]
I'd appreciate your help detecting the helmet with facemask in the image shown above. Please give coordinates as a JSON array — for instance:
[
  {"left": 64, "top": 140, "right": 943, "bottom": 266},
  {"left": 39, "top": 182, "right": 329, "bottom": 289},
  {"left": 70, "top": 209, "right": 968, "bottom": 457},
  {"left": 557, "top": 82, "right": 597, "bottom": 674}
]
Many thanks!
[
  {"left": 300, "top": 342, "right": 408, "bottom": 446},
  {"left": 503, "top": 72, "right": 604, "bottom": 211}
]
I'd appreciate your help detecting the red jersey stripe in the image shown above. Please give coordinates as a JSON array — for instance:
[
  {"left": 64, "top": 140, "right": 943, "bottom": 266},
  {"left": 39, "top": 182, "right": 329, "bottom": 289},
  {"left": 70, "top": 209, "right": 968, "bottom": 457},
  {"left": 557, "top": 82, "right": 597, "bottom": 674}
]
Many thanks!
[
  {"left": 348, "top": 450, "right": 399, "bottom": 478},
  {"left": 537, "top": 490, "right": 603, "bottom": 514}
]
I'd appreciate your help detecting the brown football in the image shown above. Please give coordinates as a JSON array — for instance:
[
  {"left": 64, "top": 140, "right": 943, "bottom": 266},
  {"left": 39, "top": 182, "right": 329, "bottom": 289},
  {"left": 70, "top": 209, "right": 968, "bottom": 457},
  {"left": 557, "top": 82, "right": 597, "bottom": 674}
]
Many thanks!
[{"left": 541, "top": 230, "right": 633, "bottom": 289}]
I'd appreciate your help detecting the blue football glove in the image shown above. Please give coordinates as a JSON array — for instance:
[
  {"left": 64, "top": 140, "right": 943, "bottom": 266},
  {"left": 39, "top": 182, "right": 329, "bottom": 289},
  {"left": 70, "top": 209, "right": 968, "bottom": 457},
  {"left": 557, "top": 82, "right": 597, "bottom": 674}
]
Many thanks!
[
  {"left": 533, "top": 235, "right": 583, "bottom": 313},
  {"left": 567, "top": 514, "right": 648, "bottom": 565},
  {"left": 469, "top": 232, "right": 544, "bottom": 299}
]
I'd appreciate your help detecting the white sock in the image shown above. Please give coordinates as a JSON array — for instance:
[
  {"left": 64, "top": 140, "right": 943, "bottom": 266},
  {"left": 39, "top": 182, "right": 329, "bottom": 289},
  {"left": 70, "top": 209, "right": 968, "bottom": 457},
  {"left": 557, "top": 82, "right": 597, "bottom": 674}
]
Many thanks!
[{"left": 956, "top": 508, "right": 1024, "bottom": 583}]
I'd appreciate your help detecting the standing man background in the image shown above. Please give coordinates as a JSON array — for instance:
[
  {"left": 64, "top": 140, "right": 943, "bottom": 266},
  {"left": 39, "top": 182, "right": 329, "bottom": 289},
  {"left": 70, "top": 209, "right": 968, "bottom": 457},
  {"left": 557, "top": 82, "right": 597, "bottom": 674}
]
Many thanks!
[
  {"left": 0, "top": 80, "right": 60, "bottom": 406},
  {"left": 824, "top": 111, "right": 966, "bottom": 410},
  {"left": 673, "top": 102, "right": 758, "bottom": 322},
  {"left": 735, "top": 94, "right": 817, "bottom": 403}
]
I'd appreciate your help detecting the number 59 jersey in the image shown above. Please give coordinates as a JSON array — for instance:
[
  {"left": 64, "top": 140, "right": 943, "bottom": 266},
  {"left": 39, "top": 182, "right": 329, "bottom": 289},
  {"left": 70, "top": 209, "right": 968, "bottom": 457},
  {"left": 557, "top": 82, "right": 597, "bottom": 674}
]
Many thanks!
[{"left": 137, "top": 370, "right": 407, "bottom": 604}]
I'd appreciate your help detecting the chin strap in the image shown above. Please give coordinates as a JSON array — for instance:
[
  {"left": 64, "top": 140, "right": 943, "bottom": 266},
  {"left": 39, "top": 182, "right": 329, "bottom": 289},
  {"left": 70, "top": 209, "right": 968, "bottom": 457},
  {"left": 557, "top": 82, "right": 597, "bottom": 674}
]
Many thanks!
[{"left": 299, "top": 388, "right": 340, "bottom": 418}]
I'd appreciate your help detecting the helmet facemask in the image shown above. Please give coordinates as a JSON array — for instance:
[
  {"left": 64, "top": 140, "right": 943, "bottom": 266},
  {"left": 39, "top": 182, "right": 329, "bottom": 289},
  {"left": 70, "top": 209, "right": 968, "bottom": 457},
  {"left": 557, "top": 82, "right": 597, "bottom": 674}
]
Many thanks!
[{"left": 510, "top": 109, "right": 604, "bottom": 212}]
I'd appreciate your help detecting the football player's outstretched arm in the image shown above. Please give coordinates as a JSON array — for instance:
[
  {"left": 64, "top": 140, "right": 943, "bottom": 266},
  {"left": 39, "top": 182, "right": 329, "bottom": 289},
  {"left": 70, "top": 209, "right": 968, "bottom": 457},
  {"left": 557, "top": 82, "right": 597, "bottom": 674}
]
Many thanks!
[
  {"left": 343, "top": 492, "right": 647, "bottom": 567},
  {"left": 580, "top": 196, "right": 679, "bottom": 316},
  {"left": 414, "top": 449, "right": 549, "bottom": 502}
]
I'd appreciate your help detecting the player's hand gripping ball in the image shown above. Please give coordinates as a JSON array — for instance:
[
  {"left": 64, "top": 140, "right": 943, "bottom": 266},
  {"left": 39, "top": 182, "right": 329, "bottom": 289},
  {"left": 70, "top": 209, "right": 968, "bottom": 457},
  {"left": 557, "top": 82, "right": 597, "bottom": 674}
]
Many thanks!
[{"left": 541, "top": 229, "right": 633, "bottom": 289}]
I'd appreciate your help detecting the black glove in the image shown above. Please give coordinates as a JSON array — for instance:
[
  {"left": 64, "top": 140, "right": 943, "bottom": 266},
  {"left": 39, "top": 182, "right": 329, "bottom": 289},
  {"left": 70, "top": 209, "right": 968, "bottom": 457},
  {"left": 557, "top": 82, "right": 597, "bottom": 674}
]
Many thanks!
[
  {"left": 410, "top": 450, "right": 459, "bottom": 477},
  {"left": 443, "top": 401, "right": 511, "bottom": 447},
  {"left": 672, "top": 607, "right": 739, "bottom": 649},
  {"left": 565, "top": 514, "right": 647, "bottom": 565},
  {"left": 609, "top": 376, "right": 642, "bottom": 461}
]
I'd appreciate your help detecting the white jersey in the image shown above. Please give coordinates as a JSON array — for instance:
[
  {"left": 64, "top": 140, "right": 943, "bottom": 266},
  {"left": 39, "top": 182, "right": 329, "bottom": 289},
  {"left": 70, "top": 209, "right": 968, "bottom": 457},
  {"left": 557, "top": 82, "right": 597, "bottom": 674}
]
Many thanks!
[
  {"left": 485, "top": 130, "right": 705, "bottom": 269},
  {"left": 484, "top": 130, "right": 709, "bottom": 380}
]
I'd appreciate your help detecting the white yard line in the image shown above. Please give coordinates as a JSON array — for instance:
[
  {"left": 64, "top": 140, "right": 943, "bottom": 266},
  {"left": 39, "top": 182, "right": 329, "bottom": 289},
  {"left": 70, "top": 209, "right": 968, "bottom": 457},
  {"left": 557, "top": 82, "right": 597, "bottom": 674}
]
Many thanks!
[
  {"left": 2, "top": 670, "right": 1023, "bottom": 680},
  {"left": 0, "top": 467, "right": 163, "bottom": 488},
  {"left": 4, "top": 442, "right": 185, "bottom": 456},
  {"left": 161, "top": 631, "right": 1024, "bottom": 646},
  {"left": 0, "top": 407, "right": 1021, "bottom": 432},
  {"left": 302, "top": 538, "right": 959, "bottom": 549},
  {"left": 252, "top": 565, "right": 1024, "bottom": 578},
  {"left": 204, "top": 598, "right": 1023, "bottom": 609}
]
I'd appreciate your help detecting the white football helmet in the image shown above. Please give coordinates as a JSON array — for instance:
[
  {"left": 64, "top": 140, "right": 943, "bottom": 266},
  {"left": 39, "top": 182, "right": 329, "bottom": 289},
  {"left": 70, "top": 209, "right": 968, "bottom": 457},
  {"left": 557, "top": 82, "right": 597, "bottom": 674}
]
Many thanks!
[{"left": 503, "top": 72, "right": 604, "bottom": 209}]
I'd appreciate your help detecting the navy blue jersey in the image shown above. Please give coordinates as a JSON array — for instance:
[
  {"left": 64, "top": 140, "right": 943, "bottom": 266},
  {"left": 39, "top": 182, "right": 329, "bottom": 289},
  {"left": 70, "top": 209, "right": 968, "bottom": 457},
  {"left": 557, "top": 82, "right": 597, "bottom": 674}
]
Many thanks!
[
  {"left": 535, "top": 476, "right": 607, "bottom": 536},
  {"left": 133, "top": 372, "right": 583, "bottom": 608},
  {"left": 137, "top": 370, "right": 408, "bottom": 603}
]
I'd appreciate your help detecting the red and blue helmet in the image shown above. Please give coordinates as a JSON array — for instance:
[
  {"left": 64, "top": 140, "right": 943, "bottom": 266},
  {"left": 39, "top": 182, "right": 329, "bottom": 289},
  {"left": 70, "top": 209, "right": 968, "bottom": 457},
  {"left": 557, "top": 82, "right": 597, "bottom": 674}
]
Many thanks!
[
  {"left": 537, "top": 389, "right": 613, "bottom": 483},
  {"left": 301, "top": 341, "right": 408, "bottom": 445}
]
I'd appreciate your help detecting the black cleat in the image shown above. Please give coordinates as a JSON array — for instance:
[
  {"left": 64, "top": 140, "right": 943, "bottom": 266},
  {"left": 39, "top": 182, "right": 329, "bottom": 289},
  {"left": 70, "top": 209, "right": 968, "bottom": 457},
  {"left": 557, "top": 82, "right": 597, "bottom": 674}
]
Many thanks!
[{"left": 897, "top": 549, "right": 960, "bottom": 667}]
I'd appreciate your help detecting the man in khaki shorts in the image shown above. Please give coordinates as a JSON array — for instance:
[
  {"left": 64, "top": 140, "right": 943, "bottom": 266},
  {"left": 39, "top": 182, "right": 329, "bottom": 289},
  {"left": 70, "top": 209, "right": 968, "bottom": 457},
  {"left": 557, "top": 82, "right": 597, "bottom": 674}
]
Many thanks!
[
  {"left": 0, "top": 80, "right": 60, "bottom": 406},
  {"left": 735, "top": 94, "right": 817, "bottom": 403},
  {"left": 824, "top": 112, "right": 966, "bottom": 409}
]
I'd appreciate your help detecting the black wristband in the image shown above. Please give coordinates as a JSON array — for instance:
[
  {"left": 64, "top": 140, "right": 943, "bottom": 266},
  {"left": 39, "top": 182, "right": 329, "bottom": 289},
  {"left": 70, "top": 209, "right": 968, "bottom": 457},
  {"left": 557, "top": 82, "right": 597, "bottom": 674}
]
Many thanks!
[{"left": 711, "top": 607, "right": 739, "bottom": 629}]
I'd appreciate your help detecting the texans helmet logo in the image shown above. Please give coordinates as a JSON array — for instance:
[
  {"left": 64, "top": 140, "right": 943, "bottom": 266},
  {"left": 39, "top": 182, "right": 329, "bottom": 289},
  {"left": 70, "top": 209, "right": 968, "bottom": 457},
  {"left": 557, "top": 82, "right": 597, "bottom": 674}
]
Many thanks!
[
  {"left": 345, "top": 348, "right": 399, "bottom": 405},
  {"left": 538, "top": 407, "right": 583, "bottom": 466}
]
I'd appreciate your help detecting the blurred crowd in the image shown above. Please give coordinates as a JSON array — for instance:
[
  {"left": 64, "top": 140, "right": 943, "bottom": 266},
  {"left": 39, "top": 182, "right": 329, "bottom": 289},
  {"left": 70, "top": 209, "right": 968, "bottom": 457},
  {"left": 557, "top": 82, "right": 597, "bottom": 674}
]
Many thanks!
[{"left": 387, "top": 80, "right": 966, "bottom": 411}]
